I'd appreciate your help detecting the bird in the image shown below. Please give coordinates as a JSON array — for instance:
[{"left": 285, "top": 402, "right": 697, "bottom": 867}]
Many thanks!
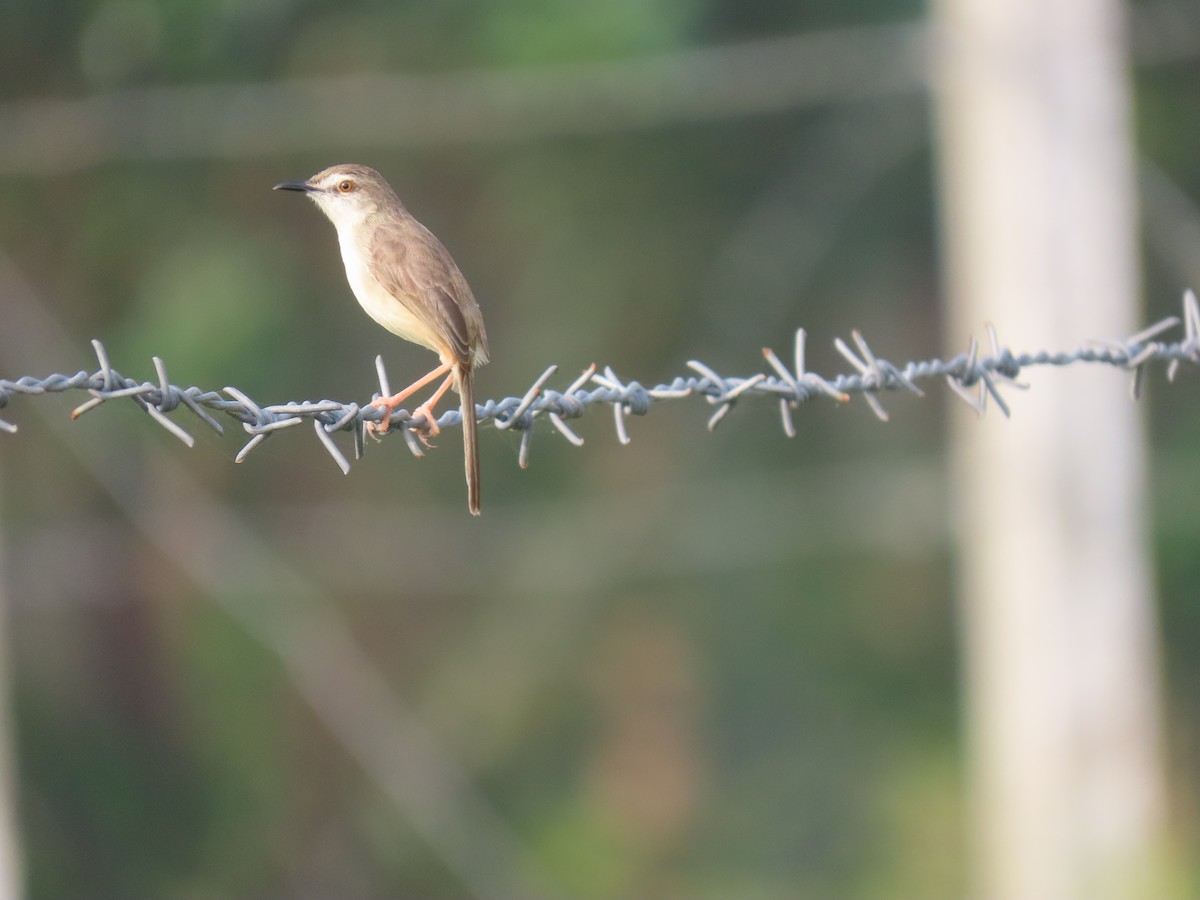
[{"left": 275, "top": 164, "right": 489, "bottom": 515}]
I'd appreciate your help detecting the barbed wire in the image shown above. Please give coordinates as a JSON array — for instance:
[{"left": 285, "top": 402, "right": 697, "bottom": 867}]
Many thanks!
[{"left": 1, "top": 291, "right": 1197, "bottom": 474}]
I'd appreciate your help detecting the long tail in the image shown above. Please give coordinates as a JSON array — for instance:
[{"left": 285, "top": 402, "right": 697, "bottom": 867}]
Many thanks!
[{"left": 458, "top": 365, "right": 481, "bottom": 515}]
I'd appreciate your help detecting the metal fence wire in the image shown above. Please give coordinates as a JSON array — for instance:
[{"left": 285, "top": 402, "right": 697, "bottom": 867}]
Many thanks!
[{"left": 1, "top": 291, "right": 1198, "bottom": 474}]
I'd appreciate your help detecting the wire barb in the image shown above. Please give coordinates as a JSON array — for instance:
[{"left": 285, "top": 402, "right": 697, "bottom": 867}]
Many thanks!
[
  {"left": 1168, "top": 289, "right": 1200, "bottom": 383},
  {"left": 2, "top": 290, "right": 1198, "bottom": 472}
]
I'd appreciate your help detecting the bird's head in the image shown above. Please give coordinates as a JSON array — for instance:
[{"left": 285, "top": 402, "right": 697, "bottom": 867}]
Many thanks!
[{"left": 274, "top": 163, "right": 403, "bottom": 229}]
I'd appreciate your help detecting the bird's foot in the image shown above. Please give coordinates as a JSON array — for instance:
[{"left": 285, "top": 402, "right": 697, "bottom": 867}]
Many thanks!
[
  {"left": 366, "top": 397, "right": 396, "bottom": 441},
  {"left": 412, "top": 402, "right": 441, "bottom": 447}
]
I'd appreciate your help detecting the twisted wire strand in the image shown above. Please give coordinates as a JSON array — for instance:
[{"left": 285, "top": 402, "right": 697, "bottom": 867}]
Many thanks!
[{"left": 1, "top": 291, "right": 1197, "bottom": 474}]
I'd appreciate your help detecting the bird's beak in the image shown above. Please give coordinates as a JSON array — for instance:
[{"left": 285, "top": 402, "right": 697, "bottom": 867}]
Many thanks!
[{"left": 273, "top": 179, "right": 315, "bottom": 193}]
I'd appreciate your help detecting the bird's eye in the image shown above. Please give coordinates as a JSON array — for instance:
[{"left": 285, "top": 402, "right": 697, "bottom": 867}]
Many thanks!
[{"left": 337, "top": 179, "right": 355, "bottom": 193}]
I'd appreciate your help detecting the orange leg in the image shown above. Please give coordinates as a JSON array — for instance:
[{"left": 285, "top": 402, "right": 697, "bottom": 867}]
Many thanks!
[
  {"left": 411, "top": 370, "right": 456, "bottom": 445},
  {"left": 368, "top": 362, "right": 452, "bottom": 436}
]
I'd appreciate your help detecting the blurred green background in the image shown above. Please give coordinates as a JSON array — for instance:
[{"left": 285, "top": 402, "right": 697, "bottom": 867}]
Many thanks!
[{"left": 0, "top": 0, "right": 1196, "bottom": 897}]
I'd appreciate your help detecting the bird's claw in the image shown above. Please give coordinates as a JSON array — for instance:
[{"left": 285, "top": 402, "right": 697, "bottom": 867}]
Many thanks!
[
  {"left": 413, "top": 404, "right": 440, "bottom": 446},
  {"left": 366, "top": 397, "right": 394, "bottom": 441}
]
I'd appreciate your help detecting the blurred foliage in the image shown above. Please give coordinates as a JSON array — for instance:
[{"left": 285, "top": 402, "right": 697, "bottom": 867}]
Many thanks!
[{"left": 0, "top": 0, "right": 1195, "bottom": 897}]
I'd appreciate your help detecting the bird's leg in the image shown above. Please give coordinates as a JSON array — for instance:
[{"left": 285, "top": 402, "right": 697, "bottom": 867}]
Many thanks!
[
  {"left": 411, "top": 370, "right": 457, "bottom": 446},
  {"left": 368, "top": 361, "right": 452, "bottom": 435}
]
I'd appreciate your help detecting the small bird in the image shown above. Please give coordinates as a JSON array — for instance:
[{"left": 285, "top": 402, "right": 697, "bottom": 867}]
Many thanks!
[{"left": 275, "top": 164, "right": 489, "bottom": 515}]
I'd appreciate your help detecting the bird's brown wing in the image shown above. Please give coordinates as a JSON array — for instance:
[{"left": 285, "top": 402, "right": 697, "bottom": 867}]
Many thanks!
[{"left": 366, "top": 218, "right": 483, "bottom": 367}]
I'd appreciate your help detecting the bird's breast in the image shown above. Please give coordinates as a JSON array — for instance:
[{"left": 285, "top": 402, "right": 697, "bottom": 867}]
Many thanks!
[{"left": 337, "top": 230, "right": 443, "bottom": 355}]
